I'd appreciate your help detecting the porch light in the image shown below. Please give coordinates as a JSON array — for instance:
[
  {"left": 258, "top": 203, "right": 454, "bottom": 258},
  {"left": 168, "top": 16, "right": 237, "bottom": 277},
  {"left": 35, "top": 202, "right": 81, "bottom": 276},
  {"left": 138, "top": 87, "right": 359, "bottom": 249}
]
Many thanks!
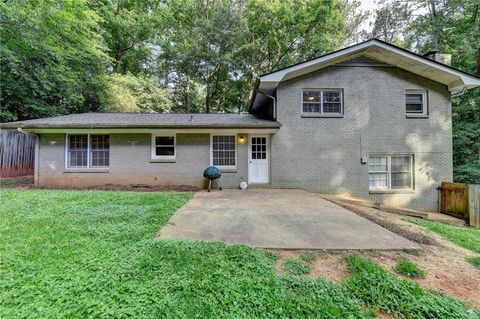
[{"left": 238, "top": 135, "right": 246, "bottom": 145}]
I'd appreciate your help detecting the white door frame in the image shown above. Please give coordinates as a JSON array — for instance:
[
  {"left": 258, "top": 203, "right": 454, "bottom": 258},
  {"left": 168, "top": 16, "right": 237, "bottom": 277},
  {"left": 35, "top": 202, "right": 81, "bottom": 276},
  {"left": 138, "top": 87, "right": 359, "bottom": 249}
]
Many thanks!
[{"left": 248, "top": 134, "right": 270, "bottom": 184}]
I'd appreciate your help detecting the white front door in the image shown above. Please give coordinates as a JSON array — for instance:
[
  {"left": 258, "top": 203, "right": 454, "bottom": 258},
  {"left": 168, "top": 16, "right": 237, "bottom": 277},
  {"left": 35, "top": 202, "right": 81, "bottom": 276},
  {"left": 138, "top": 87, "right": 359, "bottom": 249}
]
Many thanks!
[{"left": 248, "top": 135, "right": 269, "bottom": 183}]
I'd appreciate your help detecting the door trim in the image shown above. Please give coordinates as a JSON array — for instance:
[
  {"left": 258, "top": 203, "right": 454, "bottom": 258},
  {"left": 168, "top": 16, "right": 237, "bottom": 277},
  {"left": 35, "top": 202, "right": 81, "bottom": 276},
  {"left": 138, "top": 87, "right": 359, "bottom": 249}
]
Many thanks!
[{"left": 248, "top": 135, "right": 270, "bottom": 184}]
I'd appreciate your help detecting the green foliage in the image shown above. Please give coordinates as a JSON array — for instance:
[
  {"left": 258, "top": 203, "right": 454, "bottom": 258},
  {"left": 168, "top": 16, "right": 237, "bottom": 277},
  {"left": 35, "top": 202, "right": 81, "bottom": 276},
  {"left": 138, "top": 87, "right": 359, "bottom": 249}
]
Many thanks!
[
  {"left": 467, "top": 256, "right": 480, "bottom": 270},
  {"left": 100, "top": 73, "right": 171, "bottom": 113},
  {"left": 385, "top": 0, "right": 480, "bottom": 183},
  {"left": 394, "top": 259, "right": 426, "bottom": 278},
  {"left": 409, "top": 218, "right": 480, "bottom": 253},
  {"left": 0, "top": 189, "right": 477, "bottom": 317},
  {"left": 283, "top": 258, "right": 311, "bottom": 275},
  {"left": 92, "top": 0, "right": 165, "bottom": 74},
  {"left": 344, "top": 255, "right": 478, "bottom": 319},
  {"left": 0, "top": 189, "right": 371, "bottom": 318},
  {"left": 0, "top": 0, "right": 108, "bottom": 121},
  {"left": 300, "top": 252, "right": 317, "bottom": 263}
]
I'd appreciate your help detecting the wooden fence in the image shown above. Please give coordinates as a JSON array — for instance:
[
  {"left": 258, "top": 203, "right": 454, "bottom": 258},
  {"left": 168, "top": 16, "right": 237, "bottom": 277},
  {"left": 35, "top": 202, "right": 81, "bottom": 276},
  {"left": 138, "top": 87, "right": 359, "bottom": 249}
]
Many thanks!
[
  {"left": 0, "top": 130, "right": 35, "bottom": 177},
  {"left": 440, "top": 182, "right": 480, "bottom": 228}
]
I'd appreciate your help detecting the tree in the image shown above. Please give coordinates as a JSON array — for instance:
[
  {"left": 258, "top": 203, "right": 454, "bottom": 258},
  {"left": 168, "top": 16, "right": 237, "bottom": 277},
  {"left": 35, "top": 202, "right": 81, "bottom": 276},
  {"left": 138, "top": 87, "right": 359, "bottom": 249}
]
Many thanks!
[
  {"left": 389, "top": 0, "right": 480, "bottom": 183},
  {"left": 369, "top": 1, "right": 412, "bottom": 44},
  {"left": 100, "top": 73, "right": 171, "bottom": 113},
  {"left": 92, "top": 0, "right": 166, "bottom": 74},
  {"left": 0, "top": 0, "right": 108, "bottom": 121}
]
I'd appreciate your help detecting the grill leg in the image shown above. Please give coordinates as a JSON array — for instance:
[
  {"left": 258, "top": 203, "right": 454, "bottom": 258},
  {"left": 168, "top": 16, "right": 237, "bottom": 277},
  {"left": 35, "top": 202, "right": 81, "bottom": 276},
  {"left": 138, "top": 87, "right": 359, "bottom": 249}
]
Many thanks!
[
  {"left": 208, "top": 180, "right": 212, "bottom": 192},
  {"left": 215, "top": 179, "right": 222, "bottom": 191}
]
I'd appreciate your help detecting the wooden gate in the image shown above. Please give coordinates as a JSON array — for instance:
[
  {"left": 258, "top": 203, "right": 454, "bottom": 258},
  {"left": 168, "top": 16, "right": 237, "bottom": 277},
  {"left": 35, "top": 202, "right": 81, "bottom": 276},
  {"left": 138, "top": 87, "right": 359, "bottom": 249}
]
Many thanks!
[
  {"left": 440, "top": 182, "right": 468, "bottom": 219},
  {"left": 440, "top": 182, "right": 480, "bottom": 227}
]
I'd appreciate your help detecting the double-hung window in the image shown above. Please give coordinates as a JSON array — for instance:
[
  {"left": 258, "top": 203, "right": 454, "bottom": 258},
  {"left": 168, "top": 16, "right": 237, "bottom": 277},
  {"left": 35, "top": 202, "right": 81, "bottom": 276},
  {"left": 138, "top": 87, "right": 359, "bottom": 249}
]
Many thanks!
[
  {"left": 66, "top": 134, "right": 109, "bottom": 168},
  {"left": 302, "top": 89, "right": 343, "bottom": 116},
  {"left": 151, "top": 135, "right": 175, "bottom": 160},
  {"left": 211, "top": 135, "right": 236, "bottom": 169},
  {"left": 406, "top": 89, "right": 427, "bottom": 116},
  {"left": 368, "top": 155, "right": 413, "bottom": 190}
]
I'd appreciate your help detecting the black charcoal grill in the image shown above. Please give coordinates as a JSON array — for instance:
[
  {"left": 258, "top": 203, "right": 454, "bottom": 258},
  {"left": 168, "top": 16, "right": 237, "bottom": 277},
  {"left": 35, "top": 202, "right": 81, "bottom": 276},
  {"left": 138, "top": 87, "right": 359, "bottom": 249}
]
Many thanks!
[{"left": 203, "top": 166, "right": 222, "bottom": 192}]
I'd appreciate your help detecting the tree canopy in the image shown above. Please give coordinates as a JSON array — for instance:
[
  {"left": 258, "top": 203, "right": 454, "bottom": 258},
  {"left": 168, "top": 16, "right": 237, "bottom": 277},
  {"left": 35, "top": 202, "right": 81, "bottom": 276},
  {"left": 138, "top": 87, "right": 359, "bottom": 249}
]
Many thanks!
[{"left": 1, "top": 0, "right": 479, "bottom": 182}]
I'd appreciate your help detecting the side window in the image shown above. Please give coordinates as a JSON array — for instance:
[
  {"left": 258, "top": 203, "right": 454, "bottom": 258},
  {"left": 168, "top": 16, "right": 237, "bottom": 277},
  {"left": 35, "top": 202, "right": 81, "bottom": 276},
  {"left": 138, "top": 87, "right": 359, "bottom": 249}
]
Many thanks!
[
  {"left": 66, "top": 134, "right": 109, "bottom": 168},
  {"left": 406, "top": 89, "right": 427, "bottom": 116},
  {"left": 368, "top": 155, "right": 413, "bottom": 191},
  {"left": 152, "top": 135, "right": 175, "bottom": 159},
  {"left": 211, "top": 135, "right": 236, "bottom": 169},
  {"left": 302, "top": 89, "right": 343, "bottom": 116}
]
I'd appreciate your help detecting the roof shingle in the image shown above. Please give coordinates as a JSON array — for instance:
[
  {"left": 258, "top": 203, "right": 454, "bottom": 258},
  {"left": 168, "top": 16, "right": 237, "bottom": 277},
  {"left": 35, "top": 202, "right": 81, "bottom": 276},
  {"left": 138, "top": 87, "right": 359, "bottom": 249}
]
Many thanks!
[{"left": 0, "top": 113, "right": 281, "bottom": 129}]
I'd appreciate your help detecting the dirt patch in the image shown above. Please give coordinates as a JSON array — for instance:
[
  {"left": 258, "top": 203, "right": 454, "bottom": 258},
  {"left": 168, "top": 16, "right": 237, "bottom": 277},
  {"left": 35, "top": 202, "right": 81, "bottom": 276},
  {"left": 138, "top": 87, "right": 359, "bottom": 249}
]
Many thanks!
[
  {"left": 270, "top": 203, "right": 480, "bottom": 308},
  {"left": 1, "top": 180, "right": 199, "bottom": 192},
  {"left": 0, "top": 176, "right": 34, "bottom": 188},
  {"left": 324, "top": 198, "right": 438, "bottom": 245}
]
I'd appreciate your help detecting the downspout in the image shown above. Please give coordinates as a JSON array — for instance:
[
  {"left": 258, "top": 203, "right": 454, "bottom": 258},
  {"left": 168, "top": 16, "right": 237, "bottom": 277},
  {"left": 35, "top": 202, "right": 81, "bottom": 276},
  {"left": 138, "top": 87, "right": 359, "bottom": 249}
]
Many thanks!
[
  {"left": 255, "top": 89, "right": 277, "bottom": 120},
  {"left": 17, "top": 128, "right": 39, "bottom": 186}
]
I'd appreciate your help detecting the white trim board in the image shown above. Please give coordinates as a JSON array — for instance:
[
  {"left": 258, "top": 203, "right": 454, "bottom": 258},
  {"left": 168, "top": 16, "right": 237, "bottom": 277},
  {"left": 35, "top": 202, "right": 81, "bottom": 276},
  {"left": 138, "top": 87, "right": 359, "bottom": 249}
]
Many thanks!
[{"left": 257, "top": 39, "right": 480, "bottom": 94}]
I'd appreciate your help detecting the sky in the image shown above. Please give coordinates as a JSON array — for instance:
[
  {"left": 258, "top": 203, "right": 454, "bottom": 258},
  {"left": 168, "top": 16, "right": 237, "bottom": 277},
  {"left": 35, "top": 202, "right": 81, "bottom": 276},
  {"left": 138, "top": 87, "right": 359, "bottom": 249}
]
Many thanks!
[{"left": 358, "top": 0, "right": 381, "bottom": 32}]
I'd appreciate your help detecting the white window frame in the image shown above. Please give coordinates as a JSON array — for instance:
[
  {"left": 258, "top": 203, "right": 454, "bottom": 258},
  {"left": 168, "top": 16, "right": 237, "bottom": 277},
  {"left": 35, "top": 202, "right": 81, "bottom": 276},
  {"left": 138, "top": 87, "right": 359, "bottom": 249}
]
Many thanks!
[
  {"left": 301, "top": 89, "right": 343, "bottom": 116},
  {"left": 368, "top": 155, "right": 414, "bottom": 191},
  {"left": 405, "top": 89, "right": 428, "bottom": 117},
  {"left": 151, "top": 134, "right": 176, "bottom": 160},
  {"left": 65, "top": 134, "right": 110, "bottom": 169},
  {"left": 210, "top": 134, "right": 237, "bottom": 170}
]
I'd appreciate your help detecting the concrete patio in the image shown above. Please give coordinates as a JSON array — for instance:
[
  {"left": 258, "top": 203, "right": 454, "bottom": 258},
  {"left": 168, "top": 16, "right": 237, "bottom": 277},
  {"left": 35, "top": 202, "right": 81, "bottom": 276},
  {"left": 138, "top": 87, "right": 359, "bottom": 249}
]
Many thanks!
[{"left": 157, "top": 189, "right": 418, "bottom": 250}]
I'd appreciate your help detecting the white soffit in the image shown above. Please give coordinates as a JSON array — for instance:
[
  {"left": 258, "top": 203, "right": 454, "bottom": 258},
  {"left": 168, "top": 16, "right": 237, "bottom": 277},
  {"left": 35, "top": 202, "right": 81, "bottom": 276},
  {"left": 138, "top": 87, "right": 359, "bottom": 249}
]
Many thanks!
[{"left": 258, "top": 39, "right": 480, "bottom": 93}]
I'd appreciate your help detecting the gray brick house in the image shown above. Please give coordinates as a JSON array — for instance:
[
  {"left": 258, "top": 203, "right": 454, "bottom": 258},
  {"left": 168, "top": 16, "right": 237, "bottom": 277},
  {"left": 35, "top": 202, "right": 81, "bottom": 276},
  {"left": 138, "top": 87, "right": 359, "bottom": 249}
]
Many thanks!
[{"left": 2, "top": 39, "right": 480, "bottom": 211}]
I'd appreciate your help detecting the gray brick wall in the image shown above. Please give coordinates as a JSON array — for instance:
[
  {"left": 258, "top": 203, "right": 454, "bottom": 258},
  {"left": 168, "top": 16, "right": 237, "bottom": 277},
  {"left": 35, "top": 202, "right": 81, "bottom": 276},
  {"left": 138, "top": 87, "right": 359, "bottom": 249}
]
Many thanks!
[
  {"left": 38, "top": 133, "right": 248, "bottom": 189},
  {"left": 271, "top": 65, "right": 453, "bottom": 211}
]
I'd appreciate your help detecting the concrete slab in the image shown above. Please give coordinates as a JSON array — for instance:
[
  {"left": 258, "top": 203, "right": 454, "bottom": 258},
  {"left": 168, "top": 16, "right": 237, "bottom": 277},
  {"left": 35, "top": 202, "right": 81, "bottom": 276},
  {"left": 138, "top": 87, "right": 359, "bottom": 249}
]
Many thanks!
[{"left": 157, "top": 189, "right": 418, "bottom": 250}]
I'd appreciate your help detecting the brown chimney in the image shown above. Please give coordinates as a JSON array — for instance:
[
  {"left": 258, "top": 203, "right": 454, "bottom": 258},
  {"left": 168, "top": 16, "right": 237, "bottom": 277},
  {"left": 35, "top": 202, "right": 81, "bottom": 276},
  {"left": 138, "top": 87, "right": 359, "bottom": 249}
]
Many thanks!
[{"left": 423, "top": 50, "right": 452, "bottom": 66}]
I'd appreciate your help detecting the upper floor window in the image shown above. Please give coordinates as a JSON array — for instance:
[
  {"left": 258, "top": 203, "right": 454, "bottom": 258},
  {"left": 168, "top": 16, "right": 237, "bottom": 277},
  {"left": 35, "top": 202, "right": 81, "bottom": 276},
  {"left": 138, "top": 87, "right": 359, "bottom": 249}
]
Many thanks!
[
  {"left": 302, "top": 89, "right": 343, "bottom": 116},
  {"left": 152, "top": 134, "right": 175, "bottom": 160},
  {"left": 67, "top": 134, "right": 109, "bottom": 168},
  {"left": 406, "top": 89, "right": 427, "bottom": 116}
]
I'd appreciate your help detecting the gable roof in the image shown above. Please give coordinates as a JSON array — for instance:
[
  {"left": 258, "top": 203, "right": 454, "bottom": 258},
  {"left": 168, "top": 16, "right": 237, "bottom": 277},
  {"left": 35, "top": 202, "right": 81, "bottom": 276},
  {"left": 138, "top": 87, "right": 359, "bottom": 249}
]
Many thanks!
[
  {"left": 0, "top": 113, "right": 281, "bottom": 130},
  {"left": 251, "top": 39, "right": 480, "bottom": 109}
]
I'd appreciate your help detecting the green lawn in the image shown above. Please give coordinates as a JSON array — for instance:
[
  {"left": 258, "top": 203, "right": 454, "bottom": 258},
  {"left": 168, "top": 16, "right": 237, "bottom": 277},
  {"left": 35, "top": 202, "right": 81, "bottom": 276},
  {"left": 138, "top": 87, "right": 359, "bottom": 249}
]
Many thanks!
[
  {"left": 1, "top": 189, "right": 478, "bottom": 318},
  {"left": 408, "top": 219, "right": 480, "bottom": 253}
]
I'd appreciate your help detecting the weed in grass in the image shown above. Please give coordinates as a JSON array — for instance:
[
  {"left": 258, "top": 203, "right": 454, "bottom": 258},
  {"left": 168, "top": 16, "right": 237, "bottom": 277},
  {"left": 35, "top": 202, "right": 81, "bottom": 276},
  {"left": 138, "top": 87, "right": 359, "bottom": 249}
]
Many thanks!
[
  {"left": 262, "top": 250, "right": 280, "bottom": 263},
  {"left": 283, "top": 258, "right": 311, "bottom": 275},
  {"left": 394, "top": 258, "right": 426, "bottom": 278},
  {"left": 299, "top": 252, "right": 316, "bottom": 263},
  {"left": 467, "top": 256, "right": 480, "bottom": 270},
  {"left": 344, "top": 255, "right": 478, "bottom": 319}
]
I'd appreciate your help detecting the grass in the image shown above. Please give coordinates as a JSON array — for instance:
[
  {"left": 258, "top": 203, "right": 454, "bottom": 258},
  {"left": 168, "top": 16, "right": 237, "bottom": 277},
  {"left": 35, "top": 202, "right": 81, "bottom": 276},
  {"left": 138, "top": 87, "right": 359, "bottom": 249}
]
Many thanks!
[
  {"left": 344, "top": 255, "right": 478, "bottom": 319},
  {"left": 409, "top": 218, "right": 480, "bottom": 253},
  {"left": 299, "top": 252, "right": 317, "bottom": 263},
  {"left": 394, "top": 259, "right": 426, "bottom": 278},
  {"left": 0, "top": 189, "right": 478, "bottom": 318},
  {"left": 468, "top": 257, "right": 480, "bottom": 269},
  {"left": 283, "top": 258, "right": 311, "bottom": 275},
  {"left": 408, "top": 218, "right": 480, "bottom": 269}
]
